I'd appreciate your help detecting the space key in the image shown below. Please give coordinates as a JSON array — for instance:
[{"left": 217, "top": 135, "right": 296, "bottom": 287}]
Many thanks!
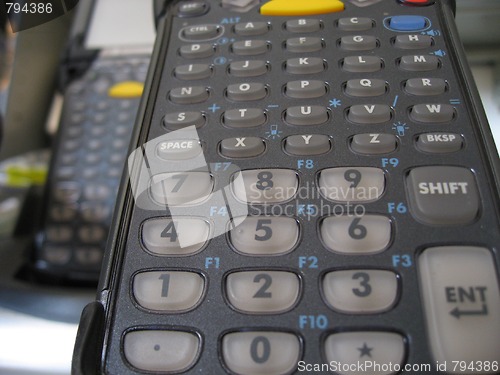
[{"left": 419, "top": 246, "right": 500, "bottom": 372}]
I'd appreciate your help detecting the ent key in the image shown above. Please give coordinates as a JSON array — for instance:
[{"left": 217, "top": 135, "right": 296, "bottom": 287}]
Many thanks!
[{"left": 419, "top": 246, "right": 500, "bottom": 371}]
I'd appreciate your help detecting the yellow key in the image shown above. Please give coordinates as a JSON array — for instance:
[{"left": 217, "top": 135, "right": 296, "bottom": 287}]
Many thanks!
[
  {"left": 260, "top": 0, "right": 344, "bottom": 16},
  {"left": 108, "top": 81, "right": 144, "bottom": 98}
]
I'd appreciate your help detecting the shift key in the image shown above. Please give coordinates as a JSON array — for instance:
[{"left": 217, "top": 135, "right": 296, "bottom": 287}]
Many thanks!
[{"left": 406, "top": 166, "right": 479, "bottom": 225}]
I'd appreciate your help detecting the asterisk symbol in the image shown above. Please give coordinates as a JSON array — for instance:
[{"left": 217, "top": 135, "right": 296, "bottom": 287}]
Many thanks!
[
  {"left": 329, "top": 98, "right": 342, "bottom": 108},
  {"left": 358, "top": 342, "right": 373, "bottom": 358}
]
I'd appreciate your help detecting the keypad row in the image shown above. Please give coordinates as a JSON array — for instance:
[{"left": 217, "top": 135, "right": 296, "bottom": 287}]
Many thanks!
[
  {"left": 172, "top": 76, "right": 446, "bottom": 101},
  {"left": 168, "top": 101, "right": 453, "bottom": 128},
  {"left": 148, "top": 167, "right": 386, "bottom": 206},
  {"left": 181, "top": 20, "right": 433, "bottom": 44},
  {"left": 133, "top": 269, "right": 397, "bottom": 314},
  {"left": 165, "top": 101, "right": 453, "bottom": 131},
  {"left": 181, "top": 36, "right": 432, "bottom": 55},
  {"left": 158, "top": 133, "right": 462, "bottom": 158},
  {"left": 182, "top": 16, "right": 430, "bottom": 34},
  {"left": 182, "top": 18, "right": 387, "bottom": 37},
  {"left": 142, "top": 214, "right": 391, "bottom": 256},
  {"left": 181, "top": 40, "right": 441, "bottom": 72},
  {"left": 124, "top": 329, "right": 405, "bottom": 374},
  {"left": 147, "top": 164, "right": 479, "bottom": 226}
]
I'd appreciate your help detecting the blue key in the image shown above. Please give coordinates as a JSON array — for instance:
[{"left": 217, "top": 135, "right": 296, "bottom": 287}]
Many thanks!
[{"left": 390, "top": 15, "right": 427, "bottom": 31}]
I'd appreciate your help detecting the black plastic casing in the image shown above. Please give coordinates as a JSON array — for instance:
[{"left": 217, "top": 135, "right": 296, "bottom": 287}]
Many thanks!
[{"left": 72, "top": 0, "right": 500, "bottom": 374}]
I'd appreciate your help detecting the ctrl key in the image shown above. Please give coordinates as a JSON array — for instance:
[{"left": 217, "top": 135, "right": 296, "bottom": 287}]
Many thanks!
[
  {"left": 419, "top": 247, "right": 500, "bottom": 369},
  {"left": 123, "top": 330, "right": 200, "bottom": 372}
]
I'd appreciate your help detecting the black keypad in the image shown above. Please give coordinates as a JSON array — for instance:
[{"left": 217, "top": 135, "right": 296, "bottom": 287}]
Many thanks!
[
  {"left": 36, "top": 57, "right": 149, "bottom": 282},
  {"left": 97, "top": 2, "right": 500, "bottom": 374}
]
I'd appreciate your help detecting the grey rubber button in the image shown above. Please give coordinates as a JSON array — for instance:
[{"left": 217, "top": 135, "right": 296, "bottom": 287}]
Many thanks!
[
  {"left": 351, "top": 133, "right": 397, "bottom": 154},
  {"left": 75, "top": 247, "right": 102, "bottom": 266},
  {"left": 46, "top": 226, "right": 73, "bottom": 242},
  {"left": 319, "top": 167, "right": 385, "bottom": 202},
  {"left": 400, "top": 55, "right": 439, "bottom": 71},
  {"left": 416, "top": 133, "right": 463, "bottom": 153},
  {"left": 174, "top": 64, "right": 211, "bottom": 80},
  {"left": 169, "top": 86, "right": 209, "bottom": 104},
  {"left": 163, "top": 111, "right": 205, "bottom": 130},
  {"left": 325, "top": 332, "right": 405, "bottom": 373},
  {"left": 220, "top": 137, "right": 265, "bottom": 158},
  {"left": 232, "top": 169, "right": 298, "bottom": 204},
  {"left": 405, "top": 78, "right": 446, "bottom": 95},
  {"left": 285, "top": 135, "right": 331, "bottom": 155},
  {"left": 229, "top": 216, "right": 299, "bottom": 255},
  {"left": 285, "top": 105, "right": 328, "bottom": 126},
  {"left": 348, "top": 104, "right": 391, "bottom": 124},
  {"left": 124, "top": 330, "right": 199, "bottom": 373},
  {"left": 181, "top": 24, "right": 220, "bottom": 40},
  {"left": 156, "top": 139, "right": 202, "bottom": 160},
  {"left": 234, "top": 21, "right": 268, "bottom": 36},
  {"left": 286, "top": 57, "right": 325, "bottom": 74},
  {"left": 51, "top": 204, "right": 77, "bottom": 221},
  {"left": 232, "top": 40, "right": 268, "bottom": 55},
  {"left": 83, "top": 184, "right": 110, "bottom": 201},
  {"left": 323, "top": 270, "right": 398, "bottom": 313},
  {"left": 222, "top": 332, "right": 300, "bottom": 375},
  {"left": 321, "top": 215, "right": 391, "bottom": 254},
  {"left": 178, "top": 2, "right": 208, "bottom": 16},
  {"left": 345, "top": 78, "right": 386, "bottom": 97},
  {"left": 343, "top": 55, "right": 382, "bottom": 73},
  {"left": 142, "top": 217, "right": 210, "bottom": 255},
  {"left": 406, "top": 166, "right": 479, "bottom": 225},
  {"left": 340, "top": 35, "right": 377, "bottom": 50},
  {"left": 226, "top": 82, "right": 267, "bottom": 101},
  {"left": 419, "top": 247, "right": 500, "bottom": 367},
  {"left": 179, "top": 43, "right": 214, "bottom": 58},
  {"left": 286, "top": 18, "right": 321, "bottom": 33},
  {"left": 394, "top": 34, "right": 433, "bottom": 49},
  {"left": 338, "top": 17, "right": 373, "bottom": 31},
  {"left": 54, "top": 182, "right": 80, "bottom": 203},
  {"left": 224, "top": 108, "right": 266, "bottom": 128},
  {"left": 133, "top": 271, "right": 205, "bottom": 311},
  {"left": 229, "top": 60, "right": 267, "bottom": 77},
  {"left": 42, "top": 246, "right": 71, "bottom": 265},
  {"left": 78, "top": 225, "right": 106, "bottom": 243},
  {"left": 226, "top": 271, "right": 300, "bottom": 313},
  {"left": 410, "top": 104, "right": 454, "bottom": 123},
  {"left": 286, "top": 37, "right": 323, "bottom": 52},
  {"left": 285, "top": 80, "right": 326, "bottom": 99},
  {"left": 150, "top": 172, "right": 213, "bottom": 206}
]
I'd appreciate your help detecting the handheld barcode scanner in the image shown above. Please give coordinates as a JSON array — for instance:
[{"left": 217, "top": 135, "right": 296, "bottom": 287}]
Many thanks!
[{"left": 73, "top": 1, "right": 499, "bottom": 374}]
